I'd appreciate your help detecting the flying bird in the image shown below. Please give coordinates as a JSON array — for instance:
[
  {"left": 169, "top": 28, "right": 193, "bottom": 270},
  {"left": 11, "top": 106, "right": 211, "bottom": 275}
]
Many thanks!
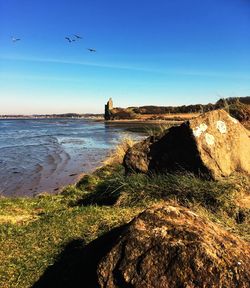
[
  {"left": 65, "top": 37, "right": 75, "bottom": 43},
  {"left": 73, "top": 34, "right": 82, "bottom": 39},
  {"left": 11, "top": 37, "right": 21, "bottom": 43},
  {"left": 87, "top": 48, "right": 96, "bottom": 52}
]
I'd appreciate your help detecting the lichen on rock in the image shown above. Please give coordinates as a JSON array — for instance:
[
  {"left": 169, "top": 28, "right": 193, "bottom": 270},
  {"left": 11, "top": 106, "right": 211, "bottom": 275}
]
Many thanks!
[
  {"left": 124, "top": 110, "right": 250, "bottom": 179},
  {"left": 216, "top": 120, "right": 227, "bottom": 133},
  {"left": 205, "top": 132, "right": 215, "bottom": 146}
]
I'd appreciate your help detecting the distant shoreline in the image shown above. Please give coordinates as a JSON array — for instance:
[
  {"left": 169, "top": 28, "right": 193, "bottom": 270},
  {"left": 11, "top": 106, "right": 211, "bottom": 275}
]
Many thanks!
[
  {"left": 0, "top": 117, "right": 189, "bottom": 127},
  {"left": 104, "top": 119, "right": 183, "bottom": 125},
  {"left": 0, "top": 116, "right": 104, "bottom": 120}
]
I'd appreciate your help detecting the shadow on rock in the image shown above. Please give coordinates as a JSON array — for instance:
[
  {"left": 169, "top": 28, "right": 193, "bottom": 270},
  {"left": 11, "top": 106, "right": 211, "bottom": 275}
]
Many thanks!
[{"left": 32, "top": 224, "right": 128, "bottom": 288}]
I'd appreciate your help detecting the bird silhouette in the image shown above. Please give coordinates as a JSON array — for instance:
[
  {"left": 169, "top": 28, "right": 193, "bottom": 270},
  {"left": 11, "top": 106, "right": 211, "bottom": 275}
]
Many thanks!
[
  {"left": 73, "top": 34, "right": 82, "bottom": 39},
  {"left": 65, "top": 37, "right": 76, "bottom": 43},
  {"left": 87, "top": 48, "right": 96, "bottom": 52},
  {"left": 11, "top": 37, "right": 21, "bottom": 43}
]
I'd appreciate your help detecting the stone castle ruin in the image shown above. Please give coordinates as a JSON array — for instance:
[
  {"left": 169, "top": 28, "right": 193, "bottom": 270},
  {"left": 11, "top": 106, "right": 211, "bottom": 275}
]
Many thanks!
[{"left": 104, "top": 98, "right": 113, "bottom": 120}]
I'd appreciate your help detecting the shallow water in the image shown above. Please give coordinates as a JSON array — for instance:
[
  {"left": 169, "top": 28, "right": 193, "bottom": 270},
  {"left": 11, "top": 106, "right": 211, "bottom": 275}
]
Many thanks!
[{"left": 0, "top": 119, "right": 144, "bottom": 197}]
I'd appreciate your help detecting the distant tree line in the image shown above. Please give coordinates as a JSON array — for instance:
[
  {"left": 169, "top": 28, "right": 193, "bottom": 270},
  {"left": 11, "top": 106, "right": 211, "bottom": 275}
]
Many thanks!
[
  {"left": 0, "top": 113, "right": 104, "bottom": 119},
  {"left": 106, "top": 96, "right": 250, "bottom": 122},
  {"left": 127, "top": 97, "right": 250, "bottom": 115}
]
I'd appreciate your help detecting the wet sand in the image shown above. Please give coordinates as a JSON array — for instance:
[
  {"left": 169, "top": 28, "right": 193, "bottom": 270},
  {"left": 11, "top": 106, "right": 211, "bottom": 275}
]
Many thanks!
[{"left": 0, "top": 119, "right": 145, "bottom": 197}]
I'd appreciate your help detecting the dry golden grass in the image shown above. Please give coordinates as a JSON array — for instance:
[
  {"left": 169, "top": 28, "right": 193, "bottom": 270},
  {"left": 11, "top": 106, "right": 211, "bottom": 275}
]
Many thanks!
[
  {"left": 236, "top": 195, "right": 250, "bottom": 209},
  {"left": 137, "top": 112, "right": 200, "bottom": 120},
  {"left": 0, "top": 214, "right": 38, "bottom": 225},
  {"left": 228, "top": 173, "right": 250, "bottom": 209},
  {"left": 107, "top": 113, "right": 200, "bottom": 123},
  {"left": 0, "top": 206, "right": 39, "bottom": 225},
  {"left": 103, "top": 136, "right": 136, "bottom": 165}
]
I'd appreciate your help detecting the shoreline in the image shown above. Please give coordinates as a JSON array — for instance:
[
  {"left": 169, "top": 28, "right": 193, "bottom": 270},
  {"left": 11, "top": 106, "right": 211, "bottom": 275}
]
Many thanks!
[
  {"left": 2, "top": 156, "right": 108, "bottom": 198},
  {"left": 0, "top": 117, "right": 104, "bottom": 121},
  {"left": 0, "top": 118, "right": 148, "bottom": 198},
  {"left": 0, "top": 119, "right": 184, "bottom": 198},
  {"left": 104, "top": 119, "right": 183, "bottom": 125},
  {"left": 1, "top": 162, "right": 104, "bottom": 199}
]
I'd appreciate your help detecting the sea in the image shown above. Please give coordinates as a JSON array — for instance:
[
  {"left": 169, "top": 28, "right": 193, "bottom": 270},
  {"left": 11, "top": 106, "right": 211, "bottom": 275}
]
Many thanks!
[{"left": 0, "top": 119, "right": 145, "bottom": 197}]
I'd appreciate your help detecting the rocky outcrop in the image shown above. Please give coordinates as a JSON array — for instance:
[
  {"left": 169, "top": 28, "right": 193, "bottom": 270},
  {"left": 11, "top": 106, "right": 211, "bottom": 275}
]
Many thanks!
[
  {"left": 124, "top": 110, "right": 250, "bottom": 179},
  {"left": 97, "top": 204, "right": 250, "bottom": 288}
]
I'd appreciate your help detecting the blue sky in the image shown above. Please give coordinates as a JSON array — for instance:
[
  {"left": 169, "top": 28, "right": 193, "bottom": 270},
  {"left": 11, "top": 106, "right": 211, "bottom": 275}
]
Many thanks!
[{"left": 0, "top": 0, "right": 250, "bottom": 114}]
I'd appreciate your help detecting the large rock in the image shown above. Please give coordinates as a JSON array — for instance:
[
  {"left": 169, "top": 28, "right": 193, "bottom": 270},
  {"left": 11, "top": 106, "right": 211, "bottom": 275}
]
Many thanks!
[
  {"left": 124, "top": 110, "right": 250, "bottom": 179},
  {"left": 97, "top": 204, "right": 250, "bottom": 288}
]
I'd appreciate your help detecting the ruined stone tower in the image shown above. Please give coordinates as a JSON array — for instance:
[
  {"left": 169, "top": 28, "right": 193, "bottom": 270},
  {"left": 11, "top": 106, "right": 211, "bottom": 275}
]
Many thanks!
[{"left": 104, "top": 98, "right": 113, "bottom": 120}]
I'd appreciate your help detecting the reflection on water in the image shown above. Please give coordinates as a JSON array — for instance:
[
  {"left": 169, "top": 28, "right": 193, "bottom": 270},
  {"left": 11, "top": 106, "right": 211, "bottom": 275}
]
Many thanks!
[{"left": 0, "top": 119, "right": 145, "bottom": 197}]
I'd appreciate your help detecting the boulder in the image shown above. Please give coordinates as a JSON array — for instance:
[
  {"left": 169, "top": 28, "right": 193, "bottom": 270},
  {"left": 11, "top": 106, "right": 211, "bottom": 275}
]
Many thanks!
[
  {"left": 124, "top": 110, "right": 250, "bottom": 179},
  {"left": 97, "top": 204, "right": 250, "bottom": 288}
]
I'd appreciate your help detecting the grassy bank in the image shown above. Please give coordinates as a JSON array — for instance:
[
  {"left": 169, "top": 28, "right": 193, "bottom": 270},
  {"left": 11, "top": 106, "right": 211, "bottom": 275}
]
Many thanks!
[
  {"left": 0, "top": 188, "right": 143, "bottom": 287},
  {"left": 0, "top": 151, "right": 249, "bottom": 287}
]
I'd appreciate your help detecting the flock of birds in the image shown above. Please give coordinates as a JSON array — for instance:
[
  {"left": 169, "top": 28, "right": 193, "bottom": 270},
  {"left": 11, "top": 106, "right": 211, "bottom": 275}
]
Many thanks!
[{"left": 11, "top": 34, "right": 97, "bottom": 52}]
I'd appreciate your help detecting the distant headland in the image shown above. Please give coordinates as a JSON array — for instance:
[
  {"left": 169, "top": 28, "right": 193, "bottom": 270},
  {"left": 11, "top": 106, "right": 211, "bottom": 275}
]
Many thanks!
[
  {"left": 0, "top": 113, "right": 104, "bottom": 120},
  {"left": 104, "top": 96, "right": 250, "bottom": 126}
]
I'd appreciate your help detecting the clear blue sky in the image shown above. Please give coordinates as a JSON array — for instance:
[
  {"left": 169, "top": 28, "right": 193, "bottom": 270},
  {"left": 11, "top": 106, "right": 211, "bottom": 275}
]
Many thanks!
[{"left": 0, "top": 0, "right": 249, "bottom": 114}]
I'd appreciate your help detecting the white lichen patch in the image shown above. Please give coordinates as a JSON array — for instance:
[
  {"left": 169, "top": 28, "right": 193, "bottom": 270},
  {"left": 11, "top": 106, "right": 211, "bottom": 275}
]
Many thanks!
[
  {"left": 216, "top": 121, "right": 227, "bottom": 134},
  {"left": 228, "top": 115, "right": 238, "bottom": 124},
  {"left": 192, "top": 123, "right": 208, "bottom": 138},
  {"left": 205, "top": 133, "right": 215, "bottom": 146},
  {"left": 200, "top": 123, "right": 208, "bottom": 132},
  {"left": 193, "top": 127, "right": 202, "bottom": 137}
]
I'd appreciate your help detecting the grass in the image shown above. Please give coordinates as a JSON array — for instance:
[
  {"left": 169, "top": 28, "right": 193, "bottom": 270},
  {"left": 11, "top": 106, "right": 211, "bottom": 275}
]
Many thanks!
[
  {"left": 78, "top": 164, "right": 241, "bottom": 208},
  {"left": 103, "top": 136, "right": 135, "bottom": 166},
  {"left": 0, "top": 192, "right": 142, "bottom": 287},
  {"left": 144, "top": 123, "right": 173, "bottom": 137},
  {"left": 77, "top": 164, "right": 250, "bottom": 240},
  {"left": 0, "top": 138, "right": 249, "bottom": 287}
]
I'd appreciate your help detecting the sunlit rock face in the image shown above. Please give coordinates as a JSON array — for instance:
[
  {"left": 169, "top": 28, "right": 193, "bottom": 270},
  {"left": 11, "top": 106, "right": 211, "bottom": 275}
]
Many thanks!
[
  {"left": 97, "top": 204, "right": 250, "bottom": 288},
  {"left": 189, "top": 109, "right": 250, "bottom": 179},
  {"left": 124, "top": 110, "right": 250, "bottom": 179}
]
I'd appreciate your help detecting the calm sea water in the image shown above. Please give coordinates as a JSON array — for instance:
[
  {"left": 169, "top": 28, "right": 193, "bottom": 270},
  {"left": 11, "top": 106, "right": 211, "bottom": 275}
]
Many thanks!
[{"left": 0, "top": 119, "right": 144, "bottom": 197}]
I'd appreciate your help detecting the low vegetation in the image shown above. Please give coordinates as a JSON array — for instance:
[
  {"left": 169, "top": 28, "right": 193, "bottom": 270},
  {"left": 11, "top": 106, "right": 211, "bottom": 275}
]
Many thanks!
[
  {"left": 0, "top": 138, "right": 249, "bottom": 287},
  {"left": 77, "top": 164, "right": 250, "bottom": 236},
  {"left": 108, "top": 97, "right": 250, "bottom": 122},
  {"left": 0, "top": 192, "right": 143, "bottom": 287}
]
